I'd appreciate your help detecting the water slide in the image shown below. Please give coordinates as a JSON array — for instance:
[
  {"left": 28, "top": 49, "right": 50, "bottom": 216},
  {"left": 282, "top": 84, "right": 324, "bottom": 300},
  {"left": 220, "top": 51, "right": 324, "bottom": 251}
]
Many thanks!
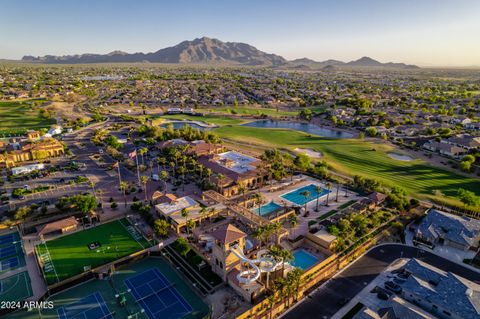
[{"left": 230, "top": 244, "right": 281, "bottom": 284}]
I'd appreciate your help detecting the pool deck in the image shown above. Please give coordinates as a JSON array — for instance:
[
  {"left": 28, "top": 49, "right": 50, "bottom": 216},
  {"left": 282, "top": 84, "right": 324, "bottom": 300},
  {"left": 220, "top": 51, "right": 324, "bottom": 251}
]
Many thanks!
[{"left": 259, "top": 175, "right": 362, "bottom": 241}]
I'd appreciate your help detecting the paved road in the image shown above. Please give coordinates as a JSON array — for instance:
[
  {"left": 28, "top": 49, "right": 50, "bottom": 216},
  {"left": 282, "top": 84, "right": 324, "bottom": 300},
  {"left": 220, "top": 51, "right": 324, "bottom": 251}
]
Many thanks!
[{"left": 282, "top": 244, "right": 480, "bottom": 319}]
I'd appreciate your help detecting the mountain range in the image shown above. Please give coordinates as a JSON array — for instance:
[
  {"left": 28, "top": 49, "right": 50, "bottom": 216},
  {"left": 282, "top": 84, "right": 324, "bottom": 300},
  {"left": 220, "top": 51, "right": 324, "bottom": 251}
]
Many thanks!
[{"left": 21, "top": 37, "right": 419, "bottom": 69}]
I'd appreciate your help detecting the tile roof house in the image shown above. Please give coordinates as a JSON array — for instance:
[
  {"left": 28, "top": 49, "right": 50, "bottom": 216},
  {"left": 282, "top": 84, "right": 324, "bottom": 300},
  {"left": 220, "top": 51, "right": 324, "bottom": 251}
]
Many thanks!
[
  {"left": 211, "top": 224, "right": 246, "bottom": 246},
  {"left": 415, "top": 209, "right": 480, "bottom": 251},
  {"left": 398, "top": 258, "right": 480, "bottom": 319}
]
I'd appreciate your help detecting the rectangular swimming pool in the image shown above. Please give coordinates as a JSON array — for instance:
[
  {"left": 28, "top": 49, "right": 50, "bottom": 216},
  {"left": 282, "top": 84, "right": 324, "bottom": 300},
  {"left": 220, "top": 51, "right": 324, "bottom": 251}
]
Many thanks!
[
  {"left": 253, "top": 201, "right": 282, "bottom": 216},
  {"left": 281, "top": 184, "right": 330, "bottom": 206},
  {"left": 291, "top": 249, "right": 319, "bottom": 270}
]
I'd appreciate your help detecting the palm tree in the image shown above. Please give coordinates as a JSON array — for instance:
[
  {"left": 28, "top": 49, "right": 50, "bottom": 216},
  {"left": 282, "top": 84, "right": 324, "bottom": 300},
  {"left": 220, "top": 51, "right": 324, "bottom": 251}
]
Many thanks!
[
  {"left": 289, "top": 214, "right": 297, "bottom": 240},
  {"left": 199, "top": 207, "right": 207, "bottom": 224},
  {"left": 289, "top": 268, "right": 305, "bottom": 302},
  {"left": 217, "top": 174, "right": 226, "bottom": 194},
  {"left": 141, "top": 175, "right": 149, "bottom": 202},
  {"left": 238, "top": 185, "right": 247, "bottom": 207},
  {"left": 314, "top": 185, "right": 322, "bottom": 212},
  {"left": 252, "top": 192, "right": 262, "bottom": 212},
  {"left": 139, "top": 147, "right": 148, "bottom": 166},
  {"left": 181, "top": 208, "right": 189, "bottom": 234},
  {"left": 160, "top": 170, "right": 169, "bottom": 194},
  {"left": 300, "top": 190, "right": 310, "bottom": 213},
  {"left": 325, "top": 182, "right": 332, "bottom": 206},
  {"left": 205, "top": 168, "right": 212, "bottom": 184},
  {"left": 186, "top": 219, "right": 196, "bottom": 236},
  {"left": 119, "top": 181, "right": 128, "bottom": 207}
]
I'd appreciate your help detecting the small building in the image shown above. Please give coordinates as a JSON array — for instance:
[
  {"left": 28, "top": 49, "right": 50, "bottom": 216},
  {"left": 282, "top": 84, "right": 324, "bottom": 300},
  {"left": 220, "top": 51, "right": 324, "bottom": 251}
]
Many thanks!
[
  {"left": 415, "top": 209, "right": 480, "bottom": 251},
  {"left": 37, "top": 216, "right": 79, "bottom": 239},
  {"left": 26, "top": 130, "right": 40, "bottom": 141},
  {"left": 11, "top": 163, "right": 45, "bottom": 175},
  {"left": 155, "top": 195, "right": 224, "bottom": 233},
  {"left": 307, "top": 228, "right": 337, "bottom": 252}
]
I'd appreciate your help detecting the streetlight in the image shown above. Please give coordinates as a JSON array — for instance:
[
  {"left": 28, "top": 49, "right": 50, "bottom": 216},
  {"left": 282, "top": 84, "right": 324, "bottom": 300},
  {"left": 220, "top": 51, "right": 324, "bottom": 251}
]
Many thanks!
[{"left": 127, "top": 309, "right": 145, "bottom": 319}]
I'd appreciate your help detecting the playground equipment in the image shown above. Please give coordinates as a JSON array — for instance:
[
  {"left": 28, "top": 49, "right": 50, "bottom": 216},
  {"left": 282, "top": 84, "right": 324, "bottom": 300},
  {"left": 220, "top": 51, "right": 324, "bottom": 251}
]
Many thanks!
[{"left": 230, "top": 244, "right": 281, "bottom": 284}]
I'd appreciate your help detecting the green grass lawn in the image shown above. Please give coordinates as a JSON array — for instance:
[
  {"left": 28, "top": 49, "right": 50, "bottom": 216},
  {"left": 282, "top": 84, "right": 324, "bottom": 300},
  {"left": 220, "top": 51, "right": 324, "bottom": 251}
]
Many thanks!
[
  {"left": 36, "top": 219, "right": 150, "bottom": 285},
  {"left": 0, "top": 99, "right": 54, "bottom": 135},
  {"left": 159, "top": 114, "right": 245, "bottom": 126},
  {"left": 199, "top": 106, "right": 299, "bottom": 118},
  {"left": 215, "top": 126, "right": 480, "bottom": 206}
]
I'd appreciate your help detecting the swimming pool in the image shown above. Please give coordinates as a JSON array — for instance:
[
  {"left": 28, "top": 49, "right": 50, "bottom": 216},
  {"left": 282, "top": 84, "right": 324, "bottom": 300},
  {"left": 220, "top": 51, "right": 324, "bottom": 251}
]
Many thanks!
[
  {"left": 291, "top": 249, "right": 319, "bottom": 270},
  {"left": 281, "top": 184, "right": 330, "bottom": 206},
  {"left": 253, "top": 201, "right": 282, "bottom": 216}
]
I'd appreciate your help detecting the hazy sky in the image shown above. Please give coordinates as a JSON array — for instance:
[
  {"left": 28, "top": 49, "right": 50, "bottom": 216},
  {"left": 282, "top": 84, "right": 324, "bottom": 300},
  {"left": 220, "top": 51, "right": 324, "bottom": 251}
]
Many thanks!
[{"left": 1, "top": 0, "right": 479, "bottom": 66}]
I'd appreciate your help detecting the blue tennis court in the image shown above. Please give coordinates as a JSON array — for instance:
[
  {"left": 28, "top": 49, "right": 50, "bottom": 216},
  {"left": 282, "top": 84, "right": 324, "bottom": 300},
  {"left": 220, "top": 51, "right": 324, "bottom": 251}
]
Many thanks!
[
  {"left": 0, "top": 245, "right": 17, "bottom": 259},
  {"left": 0, "top": 233, "right": 17, "bottom": 246},
  {"left": 0, "top": 256, "right": 19, "bottom": 271},
  {"left": 57, "top": 292, "right": 113, "bottom": 319},
  {"left": 125, "top": 268, "right": 192, "bottom": 319}
]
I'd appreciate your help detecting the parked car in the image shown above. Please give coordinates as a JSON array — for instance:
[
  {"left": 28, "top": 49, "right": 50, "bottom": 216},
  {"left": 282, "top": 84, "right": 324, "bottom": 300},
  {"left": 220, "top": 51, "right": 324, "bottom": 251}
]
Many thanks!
[
  {"left": 384, "top": 281, "right": 402, "bottom": 293},
  {"left": 377, "top": 291, "right": 390, "bottom": 300}
]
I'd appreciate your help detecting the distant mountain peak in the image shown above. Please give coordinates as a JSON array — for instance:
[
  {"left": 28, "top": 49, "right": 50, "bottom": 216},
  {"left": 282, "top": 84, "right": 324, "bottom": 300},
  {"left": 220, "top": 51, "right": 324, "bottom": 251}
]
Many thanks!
[{"left": 22, "top": 37, "right": 287, "bottom": 66}]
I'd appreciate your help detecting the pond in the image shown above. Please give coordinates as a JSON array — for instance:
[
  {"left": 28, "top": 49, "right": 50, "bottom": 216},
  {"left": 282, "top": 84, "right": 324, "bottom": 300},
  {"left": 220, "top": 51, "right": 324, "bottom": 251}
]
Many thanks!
[
  {"left": 388, "top": 152, "right": 414, "bottom": 161},
  {"left": 160, "top": 121, "right": 211, "bottom": 131},
  {"left": 241, "top": 120, "right": 354, "bottom": 138}
]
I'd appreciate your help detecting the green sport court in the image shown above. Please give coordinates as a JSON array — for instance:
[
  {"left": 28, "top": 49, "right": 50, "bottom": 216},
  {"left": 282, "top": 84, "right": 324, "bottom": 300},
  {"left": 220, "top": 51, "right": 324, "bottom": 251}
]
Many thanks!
[
  {"left": 36, "top": 218, "right": 152, "bottom": 285},
  {"left": 0, "top": 231, "right": 26, "bottom": 274},
  {"left": 0, "top": 271, "right": 33, "bottom": 303},
  {"left": 8, "top": 257, "right": 209, "bottom": 319}
]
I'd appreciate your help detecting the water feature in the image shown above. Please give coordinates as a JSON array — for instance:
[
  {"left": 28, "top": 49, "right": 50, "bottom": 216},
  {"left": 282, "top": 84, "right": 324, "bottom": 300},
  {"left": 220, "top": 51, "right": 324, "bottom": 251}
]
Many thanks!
[
  {"left": 388, "top": 152, "right": 414, "bottom": 161},
  {"left": 291, "top": 249, "right": 319, "bottom": 270},
  {"left": 242, "top": 120, "right": 354, "bottom": 138},
  {"left": 281, "top": 184, "right": 330, "bottom": 206}
]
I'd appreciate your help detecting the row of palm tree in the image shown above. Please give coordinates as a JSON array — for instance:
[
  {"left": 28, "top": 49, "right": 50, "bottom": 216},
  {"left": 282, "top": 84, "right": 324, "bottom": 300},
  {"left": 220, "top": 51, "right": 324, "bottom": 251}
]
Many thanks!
[
  {"left": 252, "top": 222, "right": 284, "bottom": 248},
  {"left": 266, "top": 268, "right": 305, "bottom": 318}
]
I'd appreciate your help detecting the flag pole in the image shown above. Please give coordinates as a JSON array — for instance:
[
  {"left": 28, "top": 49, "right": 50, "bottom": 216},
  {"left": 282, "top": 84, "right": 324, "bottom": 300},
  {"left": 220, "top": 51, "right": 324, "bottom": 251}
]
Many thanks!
[{"left": 135, "top": 148, "right": 141, "bottom": 186}]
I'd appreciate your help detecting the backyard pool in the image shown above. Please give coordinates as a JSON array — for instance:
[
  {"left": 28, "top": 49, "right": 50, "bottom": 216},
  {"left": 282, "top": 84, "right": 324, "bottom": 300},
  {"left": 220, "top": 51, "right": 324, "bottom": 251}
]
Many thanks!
[
  {"left": 291, "top": 249, "right": 319, "bottom": 270},
  {"left": 253, "top": 201, "right": 282, "bottom": 216},
  {"left": 281, "top": 184, "right": 330, "bottom": 206}
]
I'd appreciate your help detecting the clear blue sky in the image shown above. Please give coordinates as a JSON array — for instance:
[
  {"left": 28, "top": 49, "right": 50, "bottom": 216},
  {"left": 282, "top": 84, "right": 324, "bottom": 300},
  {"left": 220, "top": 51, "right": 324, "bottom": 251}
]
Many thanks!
[{"left": 1, "top": 0, "right": 479, "bottom": 66}]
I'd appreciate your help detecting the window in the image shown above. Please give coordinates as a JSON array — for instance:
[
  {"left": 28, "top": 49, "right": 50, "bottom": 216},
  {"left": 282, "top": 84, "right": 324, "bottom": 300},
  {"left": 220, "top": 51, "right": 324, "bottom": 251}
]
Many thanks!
[
  {"left": 220, "top": 262, "right": 223, "bottom": 269},
  {"left": 215, "top": 258, "right": 219, "bottom": 266},
  {"left": 443, "top": 310, "right": 451, "bottom": 316}
]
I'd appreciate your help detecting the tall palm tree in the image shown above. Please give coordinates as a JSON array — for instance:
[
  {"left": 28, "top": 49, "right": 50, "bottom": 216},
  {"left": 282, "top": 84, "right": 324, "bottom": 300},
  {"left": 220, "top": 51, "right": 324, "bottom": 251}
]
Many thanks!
[
  {"left": 139, "top": 147, "right": 148, "bottom": 166},
  {"left": 119, "top": 181, "right": 128, "bottom": 207},
  {"left": 198, "top": 207, "right": 206, "bottom": 224},
  {"left": 181, "top": 208, "right": 189, "bottom": 234},
  {"left": 300, "top": 190, "right": 310, "bottom": 213},
  {"left": 160, "top": 170, "right": 169, "bottom": 194},
  {"left": 217, "top": 173, "right": 226, "bottom": 194},
  {"left": 141, "top": 175, "right": 149, "bottom": 202},
  {"left": 314, "top": 185, "right": 322, "bottom": 212},
  {"left": 289, "top": 268, "right": 305, "bottom": 302},
  {"left": 289, "top": 214, "right": 297, "bottom": 240},
  {"left": 325, "top": 182, "right": 332, "bottom": 206},
  {"left": 238, "top": 185, "right": 247, "bottom": 207}
]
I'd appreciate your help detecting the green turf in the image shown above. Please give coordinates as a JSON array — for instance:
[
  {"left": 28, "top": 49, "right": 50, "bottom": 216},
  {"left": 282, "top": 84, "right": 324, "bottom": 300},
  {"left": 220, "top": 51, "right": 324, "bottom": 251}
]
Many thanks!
[
  {"left": 35, "top": 218, "right": 151, "bottom": 285},
  {"left": 0, "top": 99, "right": 55, "bottom": 135},
  {"left": 0, "top": 271, "right": 33, "bottom": 302},
  {"left": 215, "top": 125, "right": 480, "bottom": 207},
  {"left": 159, "top": 114, "right": 245, "bottom": 126},
  {"left": 199, "top": 106, "right": 299, "bottom": 118}
]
